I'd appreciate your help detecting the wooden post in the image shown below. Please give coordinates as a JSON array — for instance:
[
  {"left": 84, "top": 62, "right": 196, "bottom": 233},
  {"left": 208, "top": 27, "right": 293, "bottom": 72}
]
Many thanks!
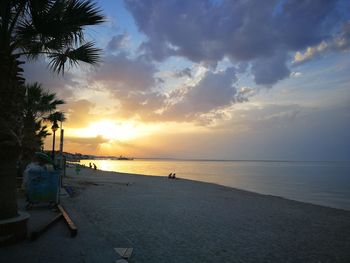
[
  {"left": 57, "top": 205, "right": 77, "bottom": 237},
  {"left": 59, "top": 129, "right": 64, "bottom": 170},
  {"left": 30, "top": 213, "right": 63, "bottom": 241}
]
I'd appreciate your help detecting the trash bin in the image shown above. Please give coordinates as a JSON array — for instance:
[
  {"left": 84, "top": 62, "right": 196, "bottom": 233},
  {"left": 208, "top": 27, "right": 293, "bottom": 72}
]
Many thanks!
[{"left": 26, "top": 170, "right": 60, "bottom": 205}]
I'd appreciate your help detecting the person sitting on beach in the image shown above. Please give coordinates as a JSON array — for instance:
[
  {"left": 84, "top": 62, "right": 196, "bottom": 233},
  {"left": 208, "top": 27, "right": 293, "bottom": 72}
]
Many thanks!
[
  {"left": 168, "top": 173, "right": 172, "bottom": 178},
  {"left": 89, "top": 162, "right": 92, "bottom": 168},
  {"left": 172, "top": 173, "right": 176, "bottom": 179},
  {"left": 93, "top": 163, "right": 97, "bottom": 170}
]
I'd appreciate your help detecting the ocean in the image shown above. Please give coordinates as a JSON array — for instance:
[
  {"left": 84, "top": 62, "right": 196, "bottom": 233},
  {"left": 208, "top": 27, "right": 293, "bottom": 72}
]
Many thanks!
[{"left": 79, "top": 159, "right": 350, "bottom": 211}]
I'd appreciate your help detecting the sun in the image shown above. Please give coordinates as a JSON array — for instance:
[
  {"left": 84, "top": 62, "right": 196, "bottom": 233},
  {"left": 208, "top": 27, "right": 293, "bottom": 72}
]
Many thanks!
[{"left": 73, "top": 120, "right": 141, "bottom": 141}]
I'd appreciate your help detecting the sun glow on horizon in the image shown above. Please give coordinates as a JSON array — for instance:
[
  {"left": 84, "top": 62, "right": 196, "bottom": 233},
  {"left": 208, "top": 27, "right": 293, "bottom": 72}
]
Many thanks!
[{"left": 68, "top": 120, "right": 146, "bottom": 141}]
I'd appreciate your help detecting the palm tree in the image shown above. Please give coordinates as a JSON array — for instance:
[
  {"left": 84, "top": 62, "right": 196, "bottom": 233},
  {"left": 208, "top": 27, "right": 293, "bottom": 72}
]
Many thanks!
[
  {"left": 45, "top": 111, "right": 66, "bottom": 126},
  {"left": 0, "top": 0, "right": 104, "bottom": 222},
  {"left": 45, "top": 111, "right": 66, "bottom": 161},
  {"left": 21, "top": 82, "right": 65, "bottom": 171}
]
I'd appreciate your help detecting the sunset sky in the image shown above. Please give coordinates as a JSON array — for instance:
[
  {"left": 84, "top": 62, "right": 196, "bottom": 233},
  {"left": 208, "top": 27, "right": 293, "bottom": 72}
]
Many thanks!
[{"left": 24, "top": 0, "right": 350, "bottom": 160}]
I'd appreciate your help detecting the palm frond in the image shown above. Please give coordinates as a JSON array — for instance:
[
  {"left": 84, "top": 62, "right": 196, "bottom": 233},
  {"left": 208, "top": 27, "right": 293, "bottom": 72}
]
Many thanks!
[
  {"left": 14, "top": 0, "right": 105, "bottom": 66},
  {"left": 45, "top": 111, "right": 66, "bottom": 122},
  {"left": 48, "top": 41, "right": 100, "bottom": 73},
  {"left": 36, "top": 123, "right": 51, "bottom": 139},
  {"left": 32, "top": 0, "right": 103, "bottom": 47},
  {"left": 64, "top": 0, "right": 105, "bottom": 27},
  {"left": 24, "top": 82, "right": 65, "bottom": 119}
]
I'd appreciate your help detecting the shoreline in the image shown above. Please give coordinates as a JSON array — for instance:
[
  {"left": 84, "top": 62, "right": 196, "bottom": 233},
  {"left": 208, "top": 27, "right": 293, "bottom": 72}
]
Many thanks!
[
  {"left": 64, "top": 167, "right": 350, "bottom": 262},
  {"left": 71, "top": 164, "right": 350, "bottom": 212}
]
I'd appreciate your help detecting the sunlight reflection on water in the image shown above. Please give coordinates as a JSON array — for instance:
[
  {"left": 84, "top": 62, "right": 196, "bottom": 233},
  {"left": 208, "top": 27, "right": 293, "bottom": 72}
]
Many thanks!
[{"left": 79, "top": 159, "right": 350, "bottom": 210}]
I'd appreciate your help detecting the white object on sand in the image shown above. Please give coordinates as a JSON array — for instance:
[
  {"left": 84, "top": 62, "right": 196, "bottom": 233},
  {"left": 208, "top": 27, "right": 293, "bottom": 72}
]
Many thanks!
[{"left": 114, "top": 247, "right": 133, "bottom": 259}]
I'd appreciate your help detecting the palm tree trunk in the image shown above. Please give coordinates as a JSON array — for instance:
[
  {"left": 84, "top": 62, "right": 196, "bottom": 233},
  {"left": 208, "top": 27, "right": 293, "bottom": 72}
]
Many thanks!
[
  {"left": 21, "top": 115, "right": 38, "bottom": 173},
  {"left": 0, "top": 51, "right": 25, "bottom": 220},
  {"left": 0, "top": 160, "right": 18, "bottom": 219}
]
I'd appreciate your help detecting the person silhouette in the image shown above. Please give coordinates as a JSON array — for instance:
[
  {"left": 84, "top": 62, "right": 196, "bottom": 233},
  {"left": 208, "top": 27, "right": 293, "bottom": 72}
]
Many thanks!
[
  {"left": 172, "top": 173, "right": 176, "bottom": 179},
  {"left": 168, "top": 173, "right": 172, "bottom": 179}
]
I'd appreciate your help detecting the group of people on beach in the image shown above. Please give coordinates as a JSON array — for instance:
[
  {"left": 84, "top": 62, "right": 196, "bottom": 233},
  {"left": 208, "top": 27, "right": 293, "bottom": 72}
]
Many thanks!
[
  {"left": 168, "top": 173, "right": 176, "bottom": 179},
  {"left": 89, "top": 162, "right": 97, "bottom": 170}
]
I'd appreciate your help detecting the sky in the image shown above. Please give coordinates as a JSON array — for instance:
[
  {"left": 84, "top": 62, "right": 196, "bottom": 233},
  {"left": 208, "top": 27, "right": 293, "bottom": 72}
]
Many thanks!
[{"left": 24, "top": 0, "right": 350, "bottom": 161}]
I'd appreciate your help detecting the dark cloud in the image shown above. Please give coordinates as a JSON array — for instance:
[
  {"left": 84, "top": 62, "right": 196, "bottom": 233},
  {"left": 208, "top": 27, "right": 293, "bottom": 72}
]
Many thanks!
[
  {"left": 219, "top": 103, "right": 350, "bottom": 160},
  {"left": 22, "top": 57, "right": 78, "bottom": 99},
  {"left": 91, "top": 53, "right": 157, "bottom": 91},
  {"left": 251, "top": 51, "right": 290, "bottom": 85},
  {"left": 106, "top": 33, "right": 129, "bottom": 51},
  {"left": 160, "top": 67, "right": 244, "bottom": 123},
  {"left": 125, "top": 0, "right": 344, "bottom": 85},
  {"left": 294, "top": 20, "right": 350, "bottom": 64},
  {"left": 275, "top": 0, "right": 337, "bottom": 50},
  {"left": 114, "top": 91, "right": 167, "bottom": 119},
  {"left": 172, "top": 67, "right": 192, "bottom": 78},
  {"left": 228, "top": 104, "right": 303, "bottom": 131},
  {"left": 99, "top": 65, "right": 249, "bottom": 124},
  {"left": 88, "top": 53, "right": 168, "bottom": 120}
]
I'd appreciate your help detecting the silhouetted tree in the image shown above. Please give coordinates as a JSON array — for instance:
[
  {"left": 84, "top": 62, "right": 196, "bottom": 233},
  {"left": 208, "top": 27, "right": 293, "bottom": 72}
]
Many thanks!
[
  {"left": 0, "top": 0, "right": 104, "bottom": 220},
  {"left": 21, "top": 82, "right": 65, "bottom": 171}
]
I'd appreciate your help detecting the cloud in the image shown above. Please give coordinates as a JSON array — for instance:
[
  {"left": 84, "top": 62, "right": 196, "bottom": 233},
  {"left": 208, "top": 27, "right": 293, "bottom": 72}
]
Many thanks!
[
  {"left": 251, "top": 51, "right": 290, "bottom": 85},
  {"left": 217, "top": 103, "right": 350, "bottom": 160},
  {"left": 125, "top": 0, "right": 343, "bottom": 85},
  {"left": 106, "top": 32, "right": 129, "bottom": 51},
  {"left": 63, "top": 135, "right": 110, "bottom": 154},
  {"left": 160, "top": 67, "right": 246, "bottom": 123},
  {"left": 216, "top": 104, "right": 305, "bottom": 133},
  {"left": 87, "top": 53, "right": 168, "bottom": 120},
  {"left": 114, "top": 91, "right": 167, "bottom": 120},
  {"left": 172, "top": 67, "right": 192, "bottom": 78},
  {"left": 65, "top": 135, "right": 108, "bottom": 145},
  {"left": 91, "top": 53, "right": 157, "bottom": 92},
  {"left": 293, "top": 20, "right": 350, "bottom": 64},
  {"left": 290, "top": 71, "right": 302, "bottom": 78},
  {"left": 22, "top": 57, "right": 78, "bottom": 99},
  {"left": 235, "top": 86, "right": 256, "bottom": 102},
  {"left": 294, "top": 41, "right": 328, "bottom": 63},
  {"left": 62, "top": 99, "right": 96, "bottom": 128},
  {"left": 91, "top": 64, "right": 250, "bottom": 124}
]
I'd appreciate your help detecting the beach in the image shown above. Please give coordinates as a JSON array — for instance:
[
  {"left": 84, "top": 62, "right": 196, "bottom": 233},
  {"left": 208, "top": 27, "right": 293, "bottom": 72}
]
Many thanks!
[{"left": 2, "top": 167, "right": 350, "bottom": 262}]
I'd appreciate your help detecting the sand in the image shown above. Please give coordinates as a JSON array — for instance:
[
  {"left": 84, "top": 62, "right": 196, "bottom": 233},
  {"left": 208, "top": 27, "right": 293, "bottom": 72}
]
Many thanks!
[{"left": 1, "top": 167, "right": 350, "bottom": 262}]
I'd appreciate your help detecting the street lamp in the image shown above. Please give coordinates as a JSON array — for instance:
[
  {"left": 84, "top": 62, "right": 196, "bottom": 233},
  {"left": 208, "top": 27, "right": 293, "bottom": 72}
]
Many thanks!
[{"left": 51, "top": 121, "right": 59, "bottom": 162}]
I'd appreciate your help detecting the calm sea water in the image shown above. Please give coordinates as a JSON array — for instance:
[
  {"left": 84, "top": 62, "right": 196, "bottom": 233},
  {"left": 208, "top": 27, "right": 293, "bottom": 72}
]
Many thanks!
[{"left": 79, "top": 159, "right": 350, "bottom": 211}]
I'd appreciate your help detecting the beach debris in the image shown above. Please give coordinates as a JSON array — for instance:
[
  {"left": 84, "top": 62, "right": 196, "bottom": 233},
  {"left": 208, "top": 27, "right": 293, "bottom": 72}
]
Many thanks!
[
  {"left": 114, "top": 247, "right": 133, "bottom": 259},
  {"left": 64, "top": 186, "right": 75, "bottom": 197},
  {"left": 29, "top": 213, "right": 63, "bottom": 241},
  {"left": 57, "top": 204, "right": 78, "bottom": 237},
  {"left": 29, "top": 204, "right": 78, "bottom": 240}
]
